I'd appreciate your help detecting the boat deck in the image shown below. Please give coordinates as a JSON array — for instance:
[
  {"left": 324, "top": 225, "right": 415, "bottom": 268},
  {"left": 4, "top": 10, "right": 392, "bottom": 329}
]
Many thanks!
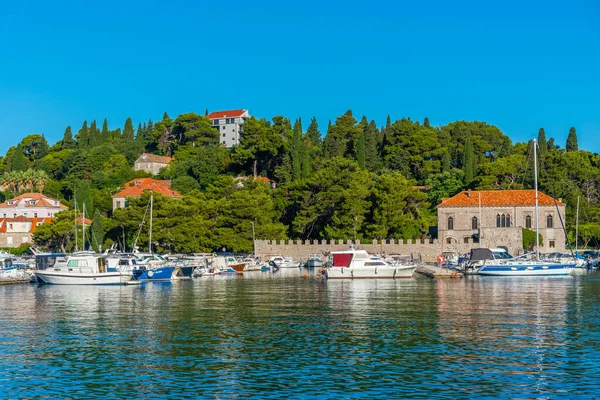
[{"left": 415, "top": 264, "right": 463, "bottom": 279}]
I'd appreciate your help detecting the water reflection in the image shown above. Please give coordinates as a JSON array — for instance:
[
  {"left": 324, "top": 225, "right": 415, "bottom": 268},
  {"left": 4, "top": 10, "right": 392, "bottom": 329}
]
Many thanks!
[{"left": 0, "top": 274, "right": 599, "bottom": 398}]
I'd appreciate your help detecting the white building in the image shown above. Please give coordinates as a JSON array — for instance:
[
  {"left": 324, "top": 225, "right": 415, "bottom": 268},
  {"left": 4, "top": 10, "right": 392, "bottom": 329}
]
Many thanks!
[{"left": 206, "top": 109, "right": 249, "bottom": 147}]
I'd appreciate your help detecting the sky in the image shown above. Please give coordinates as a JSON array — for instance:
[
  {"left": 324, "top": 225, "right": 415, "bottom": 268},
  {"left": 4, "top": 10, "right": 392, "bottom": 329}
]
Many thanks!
[{"left": 1, "top": 0, "right": 599, "bottom": 155}]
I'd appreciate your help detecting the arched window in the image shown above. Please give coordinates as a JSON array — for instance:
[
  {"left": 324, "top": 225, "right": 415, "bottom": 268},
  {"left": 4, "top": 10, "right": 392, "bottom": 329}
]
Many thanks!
[
  {"left": 506, "top": 214, "right": 511, "bottom": 227},
  {"left": 472, "top": 216, "right": 478, "bottom": 230},
  {"left": 525, "top": 215, "right": 532, "bottom": 229},
  {"left": 501, "top": 214, "right": 506, "bottom": 228},
  {"left": 464, "top": 237, "right": 470, "bottom": 243},
  {"left": 447, "top": 216, "right": 454, "bottom": 231},
  {"left": 547, "top": 214, "right": 553, "bottom": 228},
  {"left": 446, "top": 237, "right": 452, "bottom": 244},
  {"left": 496, "top": 214, "right": 501, "bottom": 227}
]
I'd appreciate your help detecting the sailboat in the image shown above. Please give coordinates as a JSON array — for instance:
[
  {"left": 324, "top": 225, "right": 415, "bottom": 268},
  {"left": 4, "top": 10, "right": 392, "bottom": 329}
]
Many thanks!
[{"left": 477, "top": 139, "right": 575, "bottom": 276}]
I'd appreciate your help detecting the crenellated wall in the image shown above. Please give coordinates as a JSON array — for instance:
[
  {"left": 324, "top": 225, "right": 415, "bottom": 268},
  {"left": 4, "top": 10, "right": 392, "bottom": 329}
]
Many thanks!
[{"left": 254, "top": 237, "right": 522, "bottom": 263}]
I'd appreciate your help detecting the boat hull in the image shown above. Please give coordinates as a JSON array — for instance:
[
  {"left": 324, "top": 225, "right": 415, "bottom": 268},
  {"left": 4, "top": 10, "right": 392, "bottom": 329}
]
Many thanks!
[
  {"left": 34, "top": 271, "right": 131, "bottom": 285},
  {"left": 326, "top": 265, "right": 416, "bottom": 279},
  {"left": 137, "top": 266, "right": 176, "bottom": 282},
  {"left": 477, "top": 263, "right": 574, "bottom": 276}
]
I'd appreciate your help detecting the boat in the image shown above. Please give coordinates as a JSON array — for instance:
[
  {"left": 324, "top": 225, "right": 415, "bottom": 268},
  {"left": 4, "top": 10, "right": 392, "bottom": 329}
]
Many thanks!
[
  {"left": 477, "top": 138, "right": 575, "bottom": 276},
  {"left": 324, "top": 248, "right": 416, "bottom": 279},
  {"left": 268, "top": 256, "right": 300, "bottom": 268},
  {"left": 34, "top": 251, "right": 133, "bottom": 285},
  {"left": 306, "top": 254, "right": 323, "bottom": 268}
]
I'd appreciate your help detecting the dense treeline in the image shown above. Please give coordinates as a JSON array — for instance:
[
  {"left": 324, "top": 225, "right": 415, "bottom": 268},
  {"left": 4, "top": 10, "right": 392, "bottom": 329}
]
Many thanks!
[{"left": 2, "top": 111, "right": 599, "bottom": 253}]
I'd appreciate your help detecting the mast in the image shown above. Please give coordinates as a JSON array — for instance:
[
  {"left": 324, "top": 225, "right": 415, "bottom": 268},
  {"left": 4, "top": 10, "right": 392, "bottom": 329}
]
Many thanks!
[
  {"left": 534, "top": 138, "right": 539, "bottom": 261},
  {"left": 478, "top": 191, "right": 482, "bottom": 248},
  {"left": 82, "top": 203, "right": 86, "bottom": 251},
  {"left": 576, "top": 195, "right": 580, "bottom": 253},
  {"left": 74, "top": 198, "right": 78, "bottom": 252},
  {"left": 149, "top": 192, "right": 153, "bottom": 254}
]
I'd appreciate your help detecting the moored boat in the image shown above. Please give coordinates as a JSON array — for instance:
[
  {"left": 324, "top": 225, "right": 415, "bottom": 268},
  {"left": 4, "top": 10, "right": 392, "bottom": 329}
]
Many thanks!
[
  {"left": 324, "top": 248, "right": 416, "bottom": 279},
  {"left": 34, "top": 252, "right": 133, "bottom": 285},
  {"left": 306, "top": 254, "right": 323, "bottom": 269}
]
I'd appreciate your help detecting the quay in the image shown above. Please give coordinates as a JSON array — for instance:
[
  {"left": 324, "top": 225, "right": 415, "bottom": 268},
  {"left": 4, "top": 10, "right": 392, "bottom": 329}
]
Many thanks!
[
  {"left": 0, "top": 278, "right": 32, "bottom": 285},
  {"left": 415, "top": 264, "right": 463, "bottom": 279}
]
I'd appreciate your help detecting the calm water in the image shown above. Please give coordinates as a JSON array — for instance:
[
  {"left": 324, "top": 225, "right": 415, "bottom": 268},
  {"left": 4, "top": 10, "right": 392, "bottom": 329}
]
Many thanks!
[{"left": 1, "top": 269, "right": 600, "bottom": 399}]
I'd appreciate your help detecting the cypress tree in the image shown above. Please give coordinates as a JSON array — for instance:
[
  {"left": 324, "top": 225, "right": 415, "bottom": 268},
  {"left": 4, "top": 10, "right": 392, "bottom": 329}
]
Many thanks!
[
  {"left": 163, "top": 112, "right": 170, "bottom": 121},
  {"left": 305, "top": 117, "right": 321, "bottom": 147},
  {"left": 77, "top": 121, "right": 89, "bottom": 149},
  {"left": 61, "top": 126, "right": 76, "bottom": 149},
  {"left": 204, "top": 109, "right": 208, "bottom": 116},
  {"left": 357, "top": 131, "right": 366, "bottom": 169},
  {"left": 547, "top": 137, "right": 556, "bottom": 150},
  {"left": 91, "top": 209, "right": 104, "bottom": 252},
  {"left": 89, "top": 120, "right": 99, "bottom": 147},
  {"left": 136, "top": 123, "right": 143, "bottom": 141},
  {"left": 293, "top": 118, "right": 303, "bottom": 136},
  {"left": 537, "top": 128, "right": 547, "bottom": 154},
  {"left": 101, "top": 118, "right": 110, "bottom": 141},
  {"left": 424, "top": 117, "right": 430, "bottom": 128},
  {"left": 364, "top": 120, "right": 380, "bottom": 171},
  {"left": 123, "top": 117, "right": 135, "bottom": 142},
  {"left": 291, "top": 128, "right": 302, "bottom": 181},
  {"left": 463, "top": 135, "right": 475, "bottom": 185},
  {"left": 442, "top": 150, "right": 451, "bottom": 172},
  {"left": 11, "top": 143, "right": 26, "bottom": 172},
  {"left": 386, "top": 115, "right": 391, "bottom": 129},
  {"left": 566, "top": 127, "right": 578, "bottom": 152}
]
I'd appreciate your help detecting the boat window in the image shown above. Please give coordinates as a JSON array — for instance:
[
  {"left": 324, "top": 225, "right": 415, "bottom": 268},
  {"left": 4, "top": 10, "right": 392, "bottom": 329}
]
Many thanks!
[
  {"left": 471, "top": 216, "right": 478, "bottom": 230},
  {"left": 525, "top": 215, "right": 532, "bottom": 229},
  {"left": 496, "top": 214, "right": 501, "bottom": 227},
  {"left": 364, "top": 262, "right": 386, "bottom": 266},
  {"left": 119, "top": 259, "right": 129, "bottom": 265},
  {"left": 67, "top": 260, "right": 79, "bottom": 267},
  {"left": 547, "top": 215, "right": 553, "bottom": 228},
  {"left": 447, "top": 216, "right": 454, "bottom": 231}
]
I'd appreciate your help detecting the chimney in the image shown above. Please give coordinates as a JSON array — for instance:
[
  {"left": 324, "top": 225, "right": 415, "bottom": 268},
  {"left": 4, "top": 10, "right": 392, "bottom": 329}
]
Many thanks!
[{"left": 466, "top": 189, "right": 472, "bottom": 198}]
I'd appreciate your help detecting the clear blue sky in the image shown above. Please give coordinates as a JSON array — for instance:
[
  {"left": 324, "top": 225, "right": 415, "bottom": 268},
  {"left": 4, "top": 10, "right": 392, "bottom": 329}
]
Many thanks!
[{"left": 1, "top": 0, "right": 599, "bottom": 155}]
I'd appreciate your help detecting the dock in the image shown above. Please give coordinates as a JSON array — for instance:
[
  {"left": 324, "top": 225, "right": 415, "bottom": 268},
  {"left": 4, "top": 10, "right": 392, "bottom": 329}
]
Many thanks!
[
  {"left": 0, "top": 278, "right": 32, "bottom": 285},
  {"left": 415, "top": 264, "right": 463, "bottom": 279}
]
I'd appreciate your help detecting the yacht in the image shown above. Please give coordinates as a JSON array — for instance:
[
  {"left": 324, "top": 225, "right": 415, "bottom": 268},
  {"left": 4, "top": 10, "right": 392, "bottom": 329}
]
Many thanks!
[
  {"left": 34, "top": 252, "right": 133, "bottom": 285},
  {"left": 473, "top": 248, "right": 574, "bottom": 276},
  {"left": 324, "top": 248, "right": 416, "bottom": 279},
  {"left": 306, "top": 254, "right": 323, "bottom": 269}
]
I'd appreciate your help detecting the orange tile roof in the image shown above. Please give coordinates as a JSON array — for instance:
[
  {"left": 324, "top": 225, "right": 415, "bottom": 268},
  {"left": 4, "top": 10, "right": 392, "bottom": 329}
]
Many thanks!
[
  {"left": 137, "top": 153, "right": 173, "bottom": 164},
  {"left": 439, "top": 190, "right": 564, "bottom": 207},
  {"left": 206, "top": 109, "right": 247, "bottom": 119},
  {"left": 112, "top": 178, "right": 182, "bottom": 199},
  {"left": 0, "top": 192, "right": 67, "bottom": 209},
  {"left": 0, "top": 216, "right": 54, "bottom": 233}
]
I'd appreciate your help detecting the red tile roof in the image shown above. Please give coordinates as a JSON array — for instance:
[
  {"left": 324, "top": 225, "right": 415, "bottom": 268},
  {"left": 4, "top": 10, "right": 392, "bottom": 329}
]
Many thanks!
[
  {"left": 0, "top": 216, "right": 54, "bottom": 233},
  {"left": 206, "top": 109, "right": 247, "bottom": 119},
  {"left": 137, "top": 153, "right": 173, "bottom": 164},
  {"left": 0, "top": 193, "right": 67, "bottom": 209},
  {"left": 439, "top": 190, "right": 564, "bottom": 207},
  {"left": 112, "top": 178, "right": 182, "bottom": 199}
]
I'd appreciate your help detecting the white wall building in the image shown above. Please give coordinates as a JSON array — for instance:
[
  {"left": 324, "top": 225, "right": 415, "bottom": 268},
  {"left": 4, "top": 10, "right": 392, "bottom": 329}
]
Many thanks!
[
  {"left": 0, "top": 192, "right": 67, "bottom": 219},
  {"left": 206, "top": 109, "right": 249, "bottom": 147}
]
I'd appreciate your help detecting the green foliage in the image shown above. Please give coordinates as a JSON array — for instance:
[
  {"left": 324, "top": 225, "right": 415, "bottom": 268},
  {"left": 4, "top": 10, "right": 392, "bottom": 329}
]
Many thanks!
[
  {"left": 91, "top": 209, "right": 105, "bottom": 252},
  {"left": 34, "top": 210, "right": 79, "bottom": 252},
  {"left": 11, "top": 143, "right": 27, "bottom": 172},
  {"left": 566, "top": 127, "right": 578, "bottom": 152},
  {"left": 0, "top": 243, "right": 31, "bottom": 256},
  {"left": 424, "top": 169, "right": 465, "bottom": 208},
  {"left": 462, "top": 134, "right": 476, "bottom": 185},
  {"left": 62, "top": 126, "right": 76, "bottom": 150},
  {"left": 522, "top": 228, "right": 543, "bottom": 251},
  {"left": 537, "top": 128, "right": 547, "bottom": 155}
]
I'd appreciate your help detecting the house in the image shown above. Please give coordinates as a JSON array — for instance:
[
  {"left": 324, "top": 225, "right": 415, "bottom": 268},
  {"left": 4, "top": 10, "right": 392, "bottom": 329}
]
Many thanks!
[
  {"left": 206, "top": 109, "right": 250, "bottom": 147},
  {"left": 112, "top": 178, "right": 182, "bottom": 211},
  {"left": 0, "top": 193, "right": 68, "bottom": 247},
  {"left": 437, "top": 189, "right": 566, "bottom": 254},
  {"left": 134, "top": 153, "right": 173, "bottom": 175}
]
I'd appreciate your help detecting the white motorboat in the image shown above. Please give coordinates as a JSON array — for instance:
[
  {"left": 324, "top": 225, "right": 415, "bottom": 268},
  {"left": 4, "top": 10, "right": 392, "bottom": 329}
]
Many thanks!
[
  {"left": 306, "top": 254, "right": 323, "bottom": 268},
  {"left": 268, "top": 256, "right": 300, "bottom": 268},
  {"left": 324, "top": 248, "right": 416, "bottom": 279},
  {"left": 34, "top": 252, "right": 133, "bottom": 285}
]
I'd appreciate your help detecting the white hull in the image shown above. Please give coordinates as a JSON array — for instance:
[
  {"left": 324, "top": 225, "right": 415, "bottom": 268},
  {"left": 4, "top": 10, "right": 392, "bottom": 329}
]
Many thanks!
[
  {"left": 34, "top": 270, "right": 132, "bottom": 285},
  {"left": 326, "top": 265, "right": 416, "bottom": 279},
  {"left": 477, "top": 263, "right": 574, "bottom": 276}
]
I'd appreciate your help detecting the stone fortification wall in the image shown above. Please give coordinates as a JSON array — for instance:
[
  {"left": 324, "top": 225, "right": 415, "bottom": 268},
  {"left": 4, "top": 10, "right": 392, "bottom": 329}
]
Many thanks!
[{"left": 255, "top": 238, "right": 490, "bottom": 263}]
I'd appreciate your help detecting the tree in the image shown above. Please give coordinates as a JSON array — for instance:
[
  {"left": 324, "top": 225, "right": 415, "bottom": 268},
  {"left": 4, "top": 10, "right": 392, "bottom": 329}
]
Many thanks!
[
  {"left": 76, "top": 121, "right": 90, "bottom": 149},
  {"left": 305, "top": 117, "right": 321, "bottom": 147},
  {"left": 172, "top": 113, "right": 219, "bottom": 147},
  {"left": 101, "top": 119, "right": 110, "bottom": 141},
  {"left": 424, "top": 169, "right": 465, "bottom": 208},
  {"left": 234, "top": 117, "right": 284, "bottom": 178},
  {"left": 33, "top": 210, "right": 78, "bottom": 252},
  {"left": 91, "top": 209, "right": 105, "bottom": 252},
  {"left": 537, "top": 128, "right": 547, "bottom": 154},
  {"left": 123, "top": 117, "right": 135, "bottom": 143},
  {"left": 522, "top": 228, "right": 543, "bottom": 251},
  {"left": 424, "top": 117, "right": 430, "bottom": 128},
  {"left": 566, "top": 127, "right": 578, "bottom": 152},
  {"left": 163, "top": 112, "right": 170, "bottom": 120},
  {"left": 356, "top": 131, "right": 366, "bottom": 169},
  {"left": 11, "top": 143, "right": 26, "bottom": 172},
  {"left": 62, "top": 126, "right": 76, "bottom": 149},
  {"left": 462, "top": 134, "right": 475, "bottom": 185}
]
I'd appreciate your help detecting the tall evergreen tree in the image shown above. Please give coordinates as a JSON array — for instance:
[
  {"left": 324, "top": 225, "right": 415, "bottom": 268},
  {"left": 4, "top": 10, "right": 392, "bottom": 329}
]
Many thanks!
[
  {"left": 305, "top": 117, "right": 321, "bottom": 147},
  {"left": 61, "top": 126, "right": 76, "bottom": 149},
  {"left": 76, "top": 121, "right": 90, "bottom": 149},
  {"left": 386, "top": 115, "right": 391, "bottom": 130},
  {"left": 566, "top": 127, "right": 578, "bottom": 152},
  {"left": 424, "top": 117, "right": 430, "bottom": 128},
  {"left": 101, "top": 118, "right": 110, "bottom": 141},
  {"left": 136, "top": 123, "right": 143, "bottom": 141},
  {"left": 89, "top": 120, "right": 99, "bottom": 147},
  {"left": 442, "top": 150, "right": 451, "bottom": 172},
  {"left": 91, "top": 209, "right": 104, "bottom": 252},
  {"left": 163, "top": 112, "right": 170, "bottom": 121},
  {"left": 357, "top": 131, "right": 366, "bottom": 169},
  {"left": 547, "top": 137, "right": 556, "bottom": 150},
  {"left": 204, "top": 109, "right": 208, "bottom": 116},
  {"left": 11, "top": 143, "right": 26, "bottom": 172},
  {"left": 364, "top": 120, "right": 381, "bottom": 171},
  {"left": 537, "top": 128, "right": 547, "bottom": 154},
  {"left": 123, "top": 117, "right": 135, "bottom": 142},
  {"left": 462, "top": 135, "right": 475, "bottom": 185}
]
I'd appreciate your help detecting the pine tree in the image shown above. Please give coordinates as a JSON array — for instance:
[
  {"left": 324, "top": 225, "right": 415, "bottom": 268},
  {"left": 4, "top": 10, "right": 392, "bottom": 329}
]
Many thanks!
[
  {"left": 537, "top": 128, "right": 547, "bottom": 154},
  {"left": 462, "top": 135, "right": 475, "bottom": 185},
  {"left": 547, "top": 137, "right": 556, "bottom": 150},
  {"left": 365, "top": 120, "right": 381, "bottom": 171},
  {"left": 61, "top": 126, "right": 76, "bottom": 149},
  {"left": 386, "top": 115, "right": 391, "bottom": 130},
  {"left": 566, "top": 127, "right": 578, "bottom": 152},
  {"left": 11, "top": 143, "right": 26, "bottom": 172},
  {"left": 123, "top": 117, "right": 135, "bottom": 142},
  {"left": 293, "top": 118, "right": 303, "bottom": 136},
  {"left": 136, "top": 123, "right": 143, "bottom": 141},
  {"left": 76, "top": 121, "right": 90, "bottom": 149},
  {"left": 163, "top": 112, "right": 170, "bottom": 121},
  {"left": 424, "top": 117, "right": 430, "bottom": 128},
  {"left": 101, "top": 118, "right": 110, "bottom": 141},
  {"left": 291, "top": 124, "right": 302, "bottom": 181},
  {"left": 89, "top": 120, "right": 99, "bottom": 147},
  {"left": 305, "top": 117, "right": 321, "bottom": 147},
  {"left": 357, "top": 131, "right": 366, "bottom": 169},
  {"left": 205, "top": 109, "right": 208, "bottom": 116},
  {"left": 91, "top": 209, "right": 104, "bottom": 252}
]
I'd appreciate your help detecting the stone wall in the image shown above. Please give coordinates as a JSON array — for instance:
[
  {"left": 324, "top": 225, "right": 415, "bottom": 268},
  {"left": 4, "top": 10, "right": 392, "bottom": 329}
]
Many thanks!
[
  {"left": 0, "top": 233, "right": 32, "bottom": 248},
  {"left": 255, "top": 238, "right": 485, "bottom": 263}
]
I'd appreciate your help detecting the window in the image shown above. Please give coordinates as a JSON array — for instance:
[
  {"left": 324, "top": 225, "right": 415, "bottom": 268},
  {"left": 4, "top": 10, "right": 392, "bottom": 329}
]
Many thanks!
[
  {"left": 9, "top": 224, "right": 13, "bottom": 229},
  {"left": 472, "top": 216, "right": 478, "bottom": 230},
  {"left": 547, "top": 215, "right": 553, "bottom": 228},
  {"left": 463, "top": 237, "right": 469, "bottom": 243},
  {"left": 549, "top": 240, "right": 555, "bottom": 248},
  {"left": 447, "top": 216, "right": 454, "bottom": 231},
  {"left": 213, "top": 119, "right": 219, "bottom": 126},
  {"left": 500, "top": 214, "right": 506, "bottom": 227},
  {"left": 125, "top": 200, "right": 129, "bottom": 208},
  {"left": 525, "top": 215, "right": 532, "bottom": 229},
  {"left": 34, "top": 213, "right": 38, "bottom": 218},
  {"left": 116, "top": 201, "right": 121, "bottom": 208},
  {"left": 446, "top": 238, "right": 452, "bottom": 244},
  {"left": 24, "top": 212, "right": 27, "bottom": 217},
  {"left": 496, "top": 214, "right": 501, "bottom": 227},
  {"left": 506, "top": 214, "right": 511, "bottom": 227},
  {"left": 222, "top": 125, "right": 226, "bottom": 130},
  {"left": 222, "top": 133, "right": 226, "bottom": 137},
  {"left": 13, "top": 213, "right": 16, "bottom": 218}
]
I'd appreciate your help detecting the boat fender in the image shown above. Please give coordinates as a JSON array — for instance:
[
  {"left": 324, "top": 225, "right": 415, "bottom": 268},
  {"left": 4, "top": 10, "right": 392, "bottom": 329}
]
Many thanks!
[
  {"left": 375, "top": 267, "right": 377, "bottom": 275},
  {"left": 393, "top": 268, "right": 396, "bottom": 279},
  {"left": 350, "top": 269, "right": 353, "bottom": 279}
]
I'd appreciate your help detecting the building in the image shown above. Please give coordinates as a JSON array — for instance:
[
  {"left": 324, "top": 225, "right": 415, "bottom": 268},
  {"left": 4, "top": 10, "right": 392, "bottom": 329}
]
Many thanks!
[
  {"left": 0, "top": 193, "right": 68, "bottom": 247},
  {"left": 112, "top": 178, "right": 182, "bottom": 211},
  {"left": 134, "top": 153, "right": 173, "bottom": 175},
  {"left": 206, "top": 109, "right": 249, "bottom": 147},
  {"left": 437, "top": 190, "right": 566, "bottom": 255}
]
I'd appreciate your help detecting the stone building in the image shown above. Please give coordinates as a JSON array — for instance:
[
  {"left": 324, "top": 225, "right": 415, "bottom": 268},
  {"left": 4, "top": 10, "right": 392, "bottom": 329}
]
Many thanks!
[
  {"left": 134, "top": 153, "right": 173, "bottom": 175},
  {"left": 207, "top": 109, "right": 249, "bottom": 147},
  {"left": 438, "top": 190, "right": 566, "bottom": 255},
  {"left": 112, "top": 178, "right": 182, "bottom": 211}
]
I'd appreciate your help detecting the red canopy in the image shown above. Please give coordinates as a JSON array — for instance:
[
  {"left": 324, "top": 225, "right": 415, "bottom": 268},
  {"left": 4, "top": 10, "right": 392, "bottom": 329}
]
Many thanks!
[{"left": 333, "top": 253, "right": 352, "bottom": 267}]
